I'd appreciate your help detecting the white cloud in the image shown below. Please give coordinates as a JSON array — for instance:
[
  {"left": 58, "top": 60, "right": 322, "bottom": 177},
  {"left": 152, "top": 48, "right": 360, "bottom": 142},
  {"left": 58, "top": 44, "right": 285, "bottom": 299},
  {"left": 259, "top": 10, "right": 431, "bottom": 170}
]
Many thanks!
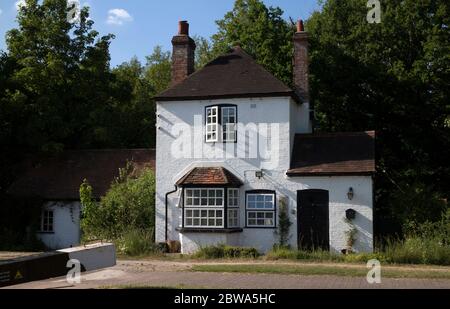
[
  {"left": 15, "top": 0, "right": 26, "bottom": 10},
  {"left": 0, "top": 9, "right": 3, "bottom": 16},
  {"left": 106, "top": 8, "right": 133, "bottom": 26}
]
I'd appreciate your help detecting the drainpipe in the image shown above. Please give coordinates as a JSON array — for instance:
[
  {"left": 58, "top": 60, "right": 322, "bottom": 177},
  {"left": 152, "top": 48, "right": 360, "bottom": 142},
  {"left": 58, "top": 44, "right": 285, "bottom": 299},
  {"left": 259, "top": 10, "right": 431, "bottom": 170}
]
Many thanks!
[{"left": 165, "top": 185, "right": 178, "bottom": 243}]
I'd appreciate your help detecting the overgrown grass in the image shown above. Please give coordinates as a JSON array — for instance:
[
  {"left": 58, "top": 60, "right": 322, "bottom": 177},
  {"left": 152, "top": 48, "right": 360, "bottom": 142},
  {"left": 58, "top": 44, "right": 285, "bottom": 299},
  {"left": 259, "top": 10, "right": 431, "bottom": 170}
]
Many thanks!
[
  {"left": 192, "top": 264, "right": 450, "bottom": 279},
  {"left": 383, "top": 237, "right": 450, "bottom": 265},
  {"left": 193, "top": 244, "right": 260, "bottom": 259},
  {"left": 266, "top": 236, "right": 450, "bottom": 266},
  {"left": 115, "top": 229, "right": 165, "bottom": 257}
]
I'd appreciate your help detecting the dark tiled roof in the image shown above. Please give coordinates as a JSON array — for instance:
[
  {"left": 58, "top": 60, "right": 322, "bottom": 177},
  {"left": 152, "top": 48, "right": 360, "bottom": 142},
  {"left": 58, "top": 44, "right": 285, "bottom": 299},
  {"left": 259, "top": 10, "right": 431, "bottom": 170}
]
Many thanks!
[
  {"left": 7, "top": 149, "right": 155, "bottom": 200},
  {"left": 287, "top": 131, "right": 376, "bottom": 176},
  {"left": 156, "top": 47, "right": 300, "bottom": 103},
  {"left": 176, "top": 167, "right": 243, "bottom": 187}
]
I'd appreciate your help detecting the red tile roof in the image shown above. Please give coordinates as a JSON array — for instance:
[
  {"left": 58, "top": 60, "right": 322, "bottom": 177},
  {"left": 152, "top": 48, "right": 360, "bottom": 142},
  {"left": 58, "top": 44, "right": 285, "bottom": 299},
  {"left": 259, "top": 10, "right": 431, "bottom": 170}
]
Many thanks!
[
  {"left": 287, "top": 131, "right": 376, "bottom": 176},
  {"left": 7, "top": 149, "right": 155, "bottom": 200},
  {"left": 155, "top": 47, "right": 301, "bottom": 103},
  {"left": 176, "top": 167, "right": 243, "bottom": 187}
]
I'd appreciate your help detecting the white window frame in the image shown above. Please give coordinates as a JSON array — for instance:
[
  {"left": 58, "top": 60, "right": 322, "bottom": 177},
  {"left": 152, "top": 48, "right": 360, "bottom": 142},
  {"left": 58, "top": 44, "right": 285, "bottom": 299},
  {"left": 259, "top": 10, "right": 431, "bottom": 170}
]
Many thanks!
[
  {"left": 222, "top": 106, "right": 237, "bottom": 143},
  {"left": 228, "top": 188, "right": 240, "bottom": 228},
  {"left": 184, "top": 188, "right": 224, "bottom": 228},
  {"left": 246, "top": 193, "right": 276, "bottom": 228},
  {"left": 206, "top": 106, "right": 219, "bottom": 143},
  {"left": 39, "top": 210, "right": 54, "bottom": 232},
  {"left": 205, "top": 105, "right": 237, "bottom": 143},
  {"left": 247, "top": 211, "right": 275, "bottom": 227}
]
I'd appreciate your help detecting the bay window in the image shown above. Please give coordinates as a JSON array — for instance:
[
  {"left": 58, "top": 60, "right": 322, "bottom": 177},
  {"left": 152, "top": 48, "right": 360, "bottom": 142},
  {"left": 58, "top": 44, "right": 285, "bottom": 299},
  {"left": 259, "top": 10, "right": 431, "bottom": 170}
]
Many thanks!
[
  {"left": 183, "top": 187, "right": 241, "bottom": 229},
  {"left": 228, "top": 188, "right": 240, "bottom": 228},
  {"left": 184, "top": 188, "right": 224, "bottom": 228},
  {"left": 246, "top": 191, "right": 276, "bottom": 228}
]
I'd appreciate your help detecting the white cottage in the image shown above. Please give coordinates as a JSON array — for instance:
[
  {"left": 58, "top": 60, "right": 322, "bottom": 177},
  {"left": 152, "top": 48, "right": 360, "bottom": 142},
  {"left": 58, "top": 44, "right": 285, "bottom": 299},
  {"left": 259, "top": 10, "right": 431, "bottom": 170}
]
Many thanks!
[
  {"left": 8, "top": 149, "right": 155, "bottom": 250},
  {"left": 155, "top": 20, "right": 375, "bottom": 254}
]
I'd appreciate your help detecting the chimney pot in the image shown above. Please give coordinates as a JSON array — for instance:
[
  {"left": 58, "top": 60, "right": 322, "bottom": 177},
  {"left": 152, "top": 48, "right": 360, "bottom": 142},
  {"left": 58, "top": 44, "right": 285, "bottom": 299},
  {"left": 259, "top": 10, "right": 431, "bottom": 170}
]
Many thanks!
[
  {"left": 178, "top": 21, "right": 189, "bottom": 35},
  {"left": 296, "top": 20, "right": 305, "bottom": 33}
]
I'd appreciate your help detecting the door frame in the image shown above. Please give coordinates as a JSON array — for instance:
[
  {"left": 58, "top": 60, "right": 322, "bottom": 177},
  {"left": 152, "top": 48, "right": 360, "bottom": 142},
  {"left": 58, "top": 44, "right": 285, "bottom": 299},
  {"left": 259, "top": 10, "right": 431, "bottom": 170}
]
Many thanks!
[{"left": 297, "top": 189, "right": 330, "bottom": 251}]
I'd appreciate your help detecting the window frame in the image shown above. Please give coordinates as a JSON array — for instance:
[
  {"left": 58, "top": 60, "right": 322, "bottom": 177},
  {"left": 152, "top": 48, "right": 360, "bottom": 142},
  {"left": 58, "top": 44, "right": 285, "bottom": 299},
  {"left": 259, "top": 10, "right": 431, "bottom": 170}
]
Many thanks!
[
  {"left": 245, "top": 190, "right": 277, "bottom": 228},
  {"left": 205, "top": 105, "right": 237, "bottom": 144},
  {"left": 227, "top": 188, "right": 240, "bottom": 228},
  {"left": 184, "top": 188, "right": 225, "bottom": 228},
  {"left": 205, "top": 106, "right": 219, "bottom": 143},
  {"left": 39, "top": 210, "right": 54, "bottom": 233}
]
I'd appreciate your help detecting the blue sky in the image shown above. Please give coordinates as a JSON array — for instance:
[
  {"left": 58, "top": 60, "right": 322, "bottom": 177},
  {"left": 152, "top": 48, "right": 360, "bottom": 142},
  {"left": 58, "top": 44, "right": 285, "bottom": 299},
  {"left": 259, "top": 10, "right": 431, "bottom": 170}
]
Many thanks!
[{"left": 0, "top": 0, "right": 321, "bottom": 67}]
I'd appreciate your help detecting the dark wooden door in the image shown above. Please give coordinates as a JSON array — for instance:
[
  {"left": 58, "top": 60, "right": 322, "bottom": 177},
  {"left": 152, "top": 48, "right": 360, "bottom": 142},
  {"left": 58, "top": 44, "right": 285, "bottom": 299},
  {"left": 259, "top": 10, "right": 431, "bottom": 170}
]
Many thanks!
[{"left": 297, "top": 190, "right": 330, "bottom": 251}]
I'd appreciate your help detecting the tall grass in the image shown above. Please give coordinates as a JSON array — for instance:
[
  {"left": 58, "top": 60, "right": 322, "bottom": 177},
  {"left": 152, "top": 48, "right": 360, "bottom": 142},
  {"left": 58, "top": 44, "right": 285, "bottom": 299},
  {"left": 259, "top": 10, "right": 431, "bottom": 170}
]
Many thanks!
[
  {"left": 266, "top": 236, "right": 450, "bottom": 266},
  {"left": 383, "top": 236, "right": 450, "bottom": 265},
  {"left": 116, "top": 229, "right": 163, "bottom": 257}
]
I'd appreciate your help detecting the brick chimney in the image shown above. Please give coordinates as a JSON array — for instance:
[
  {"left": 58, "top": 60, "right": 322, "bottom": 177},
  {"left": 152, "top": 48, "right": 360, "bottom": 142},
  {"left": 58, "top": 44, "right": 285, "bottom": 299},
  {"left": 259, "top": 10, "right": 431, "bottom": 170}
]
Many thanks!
[
  {"left": 171, "top": 21, "right": 196, "bottom": 86},
  {"left": 293, "top": 20, "right": 309, "bottom": 100}
]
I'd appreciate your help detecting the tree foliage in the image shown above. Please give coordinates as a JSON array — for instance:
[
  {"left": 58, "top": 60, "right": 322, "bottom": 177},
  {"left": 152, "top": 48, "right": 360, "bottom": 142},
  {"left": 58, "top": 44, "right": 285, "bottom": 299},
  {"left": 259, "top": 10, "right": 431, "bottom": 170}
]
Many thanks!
[
  {"left": 211, "top": 0, "right": 295, "bottom": 86},
  {"left": 306, "top": 0, "right": 450, "bottom": 232},
  {"left": 80, "top": 164, "right": 156, "bottom": 241}
]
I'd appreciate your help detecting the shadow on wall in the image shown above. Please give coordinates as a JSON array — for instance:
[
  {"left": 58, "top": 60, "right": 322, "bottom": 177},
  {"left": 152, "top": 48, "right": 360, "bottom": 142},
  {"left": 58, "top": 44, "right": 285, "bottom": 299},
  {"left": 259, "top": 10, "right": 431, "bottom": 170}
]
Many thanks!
[{"left": 353, "top": 212, "right": 373, "bottom": 253}]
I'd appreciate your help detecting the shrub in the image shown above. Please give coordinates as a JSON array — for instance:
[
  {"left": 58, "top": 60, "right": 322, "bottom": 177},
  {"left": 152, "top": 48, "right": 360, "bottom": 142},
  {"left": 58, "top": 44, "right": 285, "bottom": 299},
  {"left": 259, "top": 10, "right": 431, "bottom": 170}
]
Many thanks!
[
  {"left": 80, "top": 164, "right": 156, "bottom": 241},
  {"left": 193, "top": 245, "right": 260, "bottom": 259}
]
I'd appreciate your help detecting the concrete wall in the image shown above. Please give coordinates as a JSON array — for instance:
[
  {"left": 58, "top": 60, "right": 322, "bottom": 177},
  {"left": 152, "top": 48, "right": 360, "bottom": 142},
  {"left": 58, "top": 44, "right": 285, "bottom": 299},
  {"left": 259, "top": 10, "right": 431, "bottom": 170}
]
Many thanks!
[
  {"left": 156, "top": 97, "right": 373, "bottom": 254},
  {"left": 37, "top": 201, "right": 81, "bottom": 250}
]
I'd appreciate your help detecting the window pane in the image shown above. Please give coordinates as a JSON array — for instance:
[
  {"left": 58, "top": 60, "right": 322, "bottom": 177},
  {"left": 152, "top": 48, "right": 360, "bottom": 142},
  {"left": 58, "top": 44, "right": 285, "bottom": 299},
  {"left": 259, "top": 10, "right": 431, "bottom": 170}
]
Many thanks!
[{"left": 186, "top": 219, "right": 193, "bottom": 226}]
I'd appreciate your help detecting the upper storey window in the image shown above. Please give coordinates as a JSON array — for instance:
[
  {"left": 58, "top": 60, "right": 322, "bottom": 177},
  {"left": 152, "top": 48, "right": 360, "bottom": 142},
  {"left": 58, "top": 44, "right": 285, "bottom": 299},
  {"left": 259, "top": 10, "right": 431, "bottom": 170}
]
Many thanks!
[{"left": 205, "top": 105, "right": 237, "bottom": 143}]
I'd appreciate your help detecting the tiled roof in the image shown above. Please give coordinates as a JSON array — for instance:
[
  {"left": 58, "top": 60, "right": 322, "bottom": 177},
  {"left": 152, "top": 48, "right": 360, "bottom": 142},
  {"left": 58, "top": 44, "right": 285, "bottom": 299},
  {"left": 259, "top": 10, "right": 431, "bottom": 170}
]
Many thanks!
[
  {"left": 287, "top": 131, "right": 376, "bottom": 176},
  {"left": 155, "top": 46, "right": 301, "bottom": 103},
  {"left": 176, "top": 167, "right": 243, "bottom": 187},
  {"left": 7, "top": 149, "right": 155, "bottom": 200}
]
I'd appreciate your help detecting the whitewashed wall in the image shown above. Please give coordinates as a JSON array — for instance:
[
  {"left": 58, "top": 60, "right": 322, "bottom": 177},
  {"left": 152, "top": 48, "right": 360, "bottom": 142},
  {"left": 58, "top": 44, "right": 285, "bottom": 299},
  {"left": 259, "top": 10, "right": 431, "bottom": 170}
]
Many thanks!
[
  {"left": 156, "top": 97, "right": 373, "bottom": 254},
  {"left": 37, "top": 201, "right": 81, "bottom": 250}
]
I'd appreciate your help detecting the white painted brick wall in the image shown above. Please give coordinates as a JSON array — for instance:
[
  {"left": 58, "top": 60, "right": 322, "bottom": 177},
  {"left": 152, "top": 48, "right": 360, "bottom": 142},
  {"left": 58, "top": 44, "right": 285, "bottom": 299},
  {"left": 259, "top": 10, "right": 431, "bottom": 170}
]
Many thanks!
[{"left": 156, "top": 97, "right": 373, "bottom": 254}]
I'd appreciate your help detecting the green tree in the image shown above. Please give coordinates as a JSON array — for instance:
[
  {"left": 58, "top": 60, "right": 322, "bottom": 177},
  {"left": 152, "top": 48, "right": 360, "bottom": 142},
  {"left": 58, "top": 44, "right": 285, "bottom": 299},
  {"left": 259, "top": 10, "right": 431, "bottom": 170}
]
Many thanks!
[
  {"left": 306, "top": 0, "right": 450, "bottom": 231},
  {"left": 80, "top": 164, "right": 156, "bottom": 241},
  {"left": 5, "top": 0, "right": 115, "bottom": 152},
  {"left": 145, "top": 45, "right": 171, "bottom": 95},
  {"left": 212, "top": 0, "right": 295, "bottom": 86},
  {"left": 110, "top": 57, "right": 155, "bottom": 148}
]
